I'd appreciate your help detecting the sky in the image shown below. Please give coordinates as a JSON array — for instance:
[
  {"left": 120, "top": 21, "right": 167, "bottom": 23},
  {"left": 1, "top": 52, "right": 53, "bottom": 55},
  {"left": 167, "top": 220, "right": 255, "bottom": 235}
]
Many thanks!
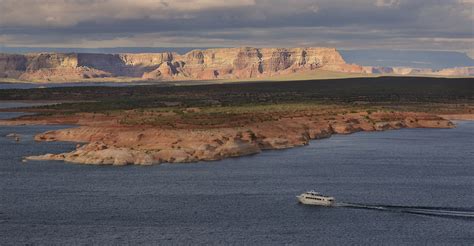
[{"left": 0, "top": 0, "right": 473, "bottom": 55}]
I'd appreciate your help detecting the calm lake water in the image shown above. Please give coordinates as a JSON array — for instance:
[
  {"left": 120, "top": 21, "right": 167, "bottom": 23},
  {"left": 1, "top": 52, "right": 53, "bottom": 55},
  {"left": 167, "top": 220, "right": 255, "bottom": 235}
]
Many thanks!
[
  {"left": 0, "top": 109, "right": 473, "bottom": 245},
  {"left": 0, "top": 82, "right": 167, "bottom": 90}
]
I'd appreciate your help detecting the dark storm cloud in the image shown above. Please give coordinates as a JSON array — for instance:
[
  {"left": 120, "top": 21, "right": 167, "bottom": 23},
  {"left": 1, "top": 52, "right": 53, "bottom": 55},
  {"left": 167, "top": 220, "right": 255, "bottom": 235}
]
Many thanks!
[{"left": 0, "top": 0, "right": 472, "bottom": 51}]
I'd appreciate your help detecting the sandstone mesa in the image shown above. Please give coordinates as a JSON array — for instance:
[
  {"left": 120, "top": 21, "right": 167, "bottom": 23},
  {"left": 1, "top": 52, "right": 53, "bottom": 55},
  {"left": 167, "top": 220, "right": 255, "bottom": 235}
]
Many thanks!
[
  {"left": 0, "top": 47, "right": 359, "bottom": 82},
  {"left": 1, "top": 47, "right": 472, "bottom": 82}
]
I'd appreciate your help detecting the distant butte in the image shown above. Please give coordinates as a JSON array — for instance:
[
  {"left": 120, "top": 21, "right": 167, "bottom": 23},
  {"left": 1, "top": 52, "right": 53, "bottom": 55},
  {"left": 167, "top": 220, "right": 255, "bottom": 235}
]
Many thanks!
[{"left": 0, "top": 47, "right": 472, "bottom": 82}]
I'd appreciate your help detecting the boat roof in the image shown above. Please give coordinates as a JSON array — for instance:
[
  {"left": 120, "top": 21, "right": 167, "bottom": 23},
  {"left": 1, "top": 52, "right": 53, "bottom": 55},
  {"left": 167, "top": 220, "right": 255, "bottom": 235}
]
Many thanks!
[{"left": 304, "top": 191, "right": 334, "bottom": 198}]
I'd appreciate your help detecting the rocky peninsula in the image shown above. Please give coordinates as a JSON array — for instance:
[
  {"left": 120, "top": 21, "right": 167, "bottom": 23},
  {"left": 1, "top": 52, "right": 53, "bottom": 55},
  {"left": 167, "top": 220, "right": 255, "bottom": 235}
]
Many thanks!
[
  {"left": 1, "top": 76, "right": 472, "bottom": 166},
  {"left": 0, "top": 108, "right": 455, "bottom": 166}
]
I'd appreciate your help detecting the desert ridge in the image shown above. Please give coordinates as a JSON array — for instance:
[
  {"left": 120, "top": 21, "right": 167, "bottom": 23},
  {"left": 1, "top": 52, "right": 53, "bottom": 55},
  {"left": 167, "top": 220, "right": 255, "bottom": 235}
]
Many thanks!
[
  {"left": 2, "top": 47, "right": 472, "bottom": 83},
  {"left": 0, "top": 47, "right": 366, "bottom": 82}
]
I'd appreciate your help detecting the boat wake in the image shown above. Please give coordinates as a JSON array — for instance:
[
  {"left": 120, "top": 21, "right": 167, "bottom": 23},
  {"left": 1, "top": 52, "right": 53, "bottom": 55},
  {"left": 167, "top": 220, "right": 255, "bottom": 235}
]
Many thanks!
[{"left": 335, "top": 202, "right": 474, "bottom": 219}]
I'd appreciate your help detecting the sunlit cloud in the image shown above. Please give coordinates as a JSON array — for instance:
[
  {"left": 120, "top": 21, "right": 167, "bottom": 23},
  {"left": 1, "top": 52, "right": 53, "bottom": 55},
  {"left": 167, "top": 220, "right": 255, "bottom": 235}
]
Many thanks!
[
  {"left": 0, "top": 0, "right": 472, "bottom": 53},
  {"left": 375, "top": 0, "right": 400, "bottom": 8}
]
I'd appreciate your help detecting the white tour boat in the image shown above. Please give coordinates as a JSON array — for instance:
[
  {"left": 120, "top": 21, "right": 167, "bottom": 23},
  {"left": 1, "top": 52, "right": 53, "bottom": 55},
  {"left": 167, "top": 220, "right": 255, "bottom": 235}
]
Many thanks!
[{"left": 297, "top": 191, "right": 335, "bottom": 206}]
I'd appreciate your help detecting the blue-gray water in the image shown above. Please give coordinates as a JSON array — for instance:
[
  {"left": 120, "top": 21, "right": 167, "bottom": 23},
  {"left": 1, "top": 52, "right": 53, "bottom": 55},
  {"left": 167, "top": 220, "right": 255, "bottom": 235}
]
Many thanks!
[
  {"left": 0, "top": 112, "right": 473, "bottom": 245},
  {"left": 0, "top": 82, "right": 156, "bottom": 90}
]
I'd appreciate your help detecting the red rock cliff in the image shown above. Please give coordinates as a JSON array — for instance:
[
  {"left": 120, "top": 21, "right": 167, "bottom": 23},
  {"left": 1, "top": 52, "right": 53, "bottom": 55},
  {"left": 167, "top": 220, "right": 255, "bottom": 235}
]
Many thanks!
[{"left": 0, "top": 47, "right": 360, "bottom": 81}]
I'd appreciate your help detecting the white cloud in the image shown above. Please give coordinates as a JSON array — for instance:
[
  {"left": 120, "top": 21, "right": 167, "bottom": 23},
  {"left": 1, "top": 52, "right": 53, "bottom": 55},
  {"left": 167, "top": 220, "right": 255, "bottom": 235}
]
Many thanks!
[
  {"left": 157, "top": 0, "right": 255, "bottom": 11},
  {"left": 467, "top": 50, "right": 474, "bottom": 59},
  {"left": 0, "top": 0, "right": 256, "bottom": 27},
  {"left": 457, "top": 0, "right": 474, "bottom": 20},
  {"left": 0, "top": 0, "right": 472, "bottom": 53},
  {"left": 375, "top": 0, "right": 400, "bottom": 7}
]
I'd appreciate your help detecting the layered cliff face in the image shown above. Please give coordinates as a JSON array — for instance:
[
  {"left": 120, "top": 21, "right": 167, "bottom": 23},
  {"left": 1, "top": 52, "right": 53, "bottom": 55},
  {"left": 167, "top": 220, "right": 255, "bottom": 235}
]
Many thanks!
[
  {"left": 363, "top": 66, "right": 474, "bottom": 76},
  {"left": 0, "top": 54, "right": 27, "bottom": 78},
  {"left": 0, "top": 53, "right": 111, "bottom": 81},
  {"left": 141, "top": 47, "right": 356, "bottom": 80},
  {"left": 4, "top": 47, "right": 470, "bottom": 82},
  {"left": 0, "top": 47, "right": 357, "bottom": 82}
]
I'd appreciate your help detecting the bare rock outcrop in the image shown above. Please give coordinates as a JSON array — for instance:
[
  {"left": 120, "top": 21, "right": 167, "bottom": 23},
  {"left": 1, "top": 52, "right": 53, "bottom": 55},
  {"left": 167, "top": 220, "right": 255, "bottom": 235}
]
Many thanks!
[
  {"left": 26, "top": 142, "right": 155, "bottom": 166},
  {"left": 2, "top": 48, "right": 472, "bottom": 82},
  {"left": 23, "top": 111, "right": 454, "bottom": 166},
  {"left": 0, "top": 54, "right": 27, "bottom": 78},
  {"left": 0, "top": 47, "right": 361, "bottom": 82}
]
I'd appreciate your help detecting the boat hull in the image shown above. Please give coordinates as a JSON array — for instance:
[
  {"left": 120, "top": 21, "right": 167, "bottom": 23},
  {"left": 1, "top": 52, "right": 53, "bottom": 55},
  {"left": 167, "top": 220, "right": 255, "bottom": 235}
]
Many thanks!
[{"left": 297, "top": 195, "right": 335, "bottom": 207}]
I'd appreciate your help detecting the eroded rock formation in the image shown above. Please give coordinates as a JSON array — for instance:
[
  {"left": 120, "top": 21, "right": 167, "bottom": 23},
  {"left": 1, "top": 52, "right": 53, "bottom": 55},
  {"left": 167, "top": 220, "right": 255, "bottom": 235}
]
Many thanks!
[
  {"left": 13, "top": 111, "right": 454, "bottom": 166},
  {"left": 0, "top": 47, "right": 362, "bottom": 81},
  {"left": 2, "top": 48, "right": 472, "bottom": 82}
]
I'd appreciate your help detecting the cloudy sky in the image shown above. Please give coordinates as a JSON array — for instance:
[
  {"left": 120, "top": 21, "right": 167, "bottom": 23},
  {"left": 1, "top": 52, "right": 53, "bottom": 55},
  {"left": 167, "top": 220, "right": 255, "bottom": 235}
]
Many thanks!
[{"left": 0, "top": 0, "right": 473, "bottom": 54}]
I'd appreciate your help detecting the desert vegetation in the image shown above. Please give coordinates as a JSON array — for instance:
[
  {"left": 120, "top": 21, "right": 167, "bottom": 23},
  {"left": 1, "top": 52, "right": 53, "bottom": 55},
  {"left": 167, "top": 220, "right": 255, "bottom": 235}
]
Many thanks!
[{"left": 1, "top": 76, "right": 473, "bottom": 165}]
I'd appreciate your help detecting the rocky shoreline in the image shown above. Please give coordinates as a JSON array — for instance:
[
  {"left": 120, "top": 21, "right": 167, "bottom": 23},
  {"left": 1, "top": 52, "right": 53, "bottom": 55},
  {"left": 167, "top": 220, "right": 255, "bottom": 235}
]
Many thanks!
[{"left": 1, "top": 111, "right": 458, "bottom": 166}]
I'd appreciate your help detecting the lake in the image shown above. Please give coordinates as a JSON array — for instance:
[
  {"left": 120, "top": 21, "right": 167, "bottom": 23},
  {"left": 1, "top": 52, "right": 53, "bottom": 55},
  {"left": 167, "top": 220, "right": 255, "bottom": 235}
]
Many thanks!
[
  {"left": 0, "top": 82, "right": 165, "bottom": 90},
  {"left": 0, "top": 110, "right": 473, "bottom": 245}
]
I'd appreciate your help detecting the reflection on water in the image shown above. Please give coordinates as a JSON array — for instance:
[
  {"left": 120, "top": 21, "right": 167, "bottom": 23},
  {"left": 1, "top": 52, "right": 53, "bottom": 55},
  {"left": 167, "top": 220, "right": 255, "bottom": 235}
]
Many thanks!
[{"left": 0, "top": 102, "right": 60, "bottom": 109}]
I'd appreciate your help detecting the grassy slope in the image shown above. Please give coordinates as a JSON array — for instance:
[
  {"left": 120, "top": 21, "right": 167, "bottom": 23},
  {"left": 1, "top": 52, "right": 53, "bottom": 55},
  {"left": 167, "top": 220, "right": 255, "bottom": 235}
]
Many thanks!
[
  {"left": 1, "top": 77, "right": 472, "bottom": 114},
  {"left": 1, "top": 77, "right": 472, "bottom": 131}
]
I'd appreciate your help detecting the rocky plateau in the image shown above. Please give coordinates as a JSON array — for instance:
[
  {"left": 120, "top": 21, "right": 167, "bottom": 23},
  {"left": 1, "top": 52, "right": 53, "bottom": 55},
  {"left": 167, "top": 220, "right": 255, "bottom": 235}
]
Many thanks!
[
  {"left": 1, "top": 47, "right": 472, "bottom": 82},
  {"left": 0, "top": 47, "right": 364, "bottom": 82}
]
